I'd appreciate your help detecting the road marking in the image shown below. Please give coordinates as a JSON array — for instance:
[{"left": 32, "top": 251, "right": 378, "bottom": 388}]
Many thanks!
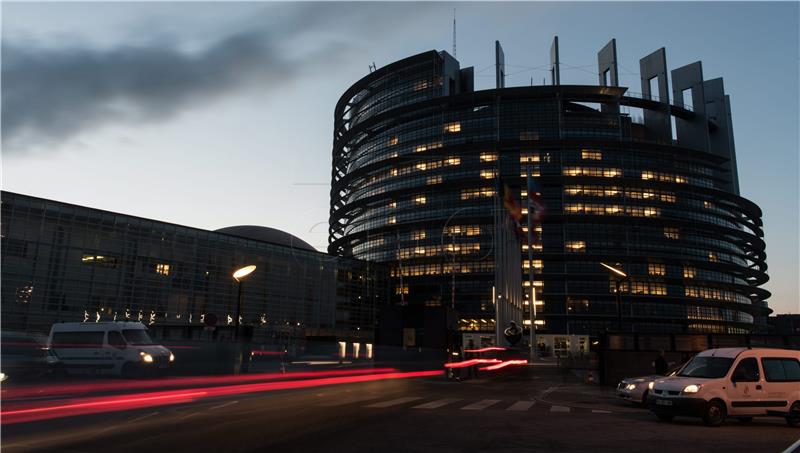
[
  {"left": 320, "top": 395, "right": 383, "bottom": 407},
  {"left": 365, "top": 397, "right": 423, "bottom": 408},
  {"left": 591, "top": 409, "right": 612, "bottom": 414},
  {"left": 781, "top": 438, "right": 800, "bottom": 453},
  {"left": 210, "top": 401, "right": 238, "bottom": 411},
  {"left": 413, "top": 398, "right": 461, "bottom": 409},
  {"left": 461, "top": 399, "right": 501, "bottom": 411},
  {"left": 506, "top": 401, "right": 535, "bottom": 411},
  {"left": 550, "top": 405, "right": 571, "bottom": 413}
]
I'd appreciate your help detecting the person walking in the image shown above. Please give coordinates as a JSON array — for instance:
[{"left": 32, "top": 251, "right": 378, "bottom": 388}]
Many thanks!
[{"left": 653, "top": 350, "right": 668, "bottom": 375}]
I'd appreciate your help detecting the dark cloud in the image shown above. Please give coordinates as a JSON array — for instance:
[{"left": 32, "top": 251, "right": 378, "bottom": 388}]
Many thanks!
[{"left": 1, "top": 3, "right": 441, "bottom": 153}]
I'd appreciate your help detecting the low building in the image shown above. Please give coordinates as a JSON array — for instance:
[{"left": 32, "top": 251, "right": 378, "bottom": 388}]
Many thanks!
[{"left": 1, "top": 191, "right": 388, "bottom": 355}]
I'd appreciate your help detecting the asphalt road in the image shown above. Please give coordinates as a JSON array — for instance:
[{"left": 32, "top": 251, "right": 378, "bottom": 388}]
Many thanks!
[{"left": 3, "top": 373, "right": 799, "bottom": 453}]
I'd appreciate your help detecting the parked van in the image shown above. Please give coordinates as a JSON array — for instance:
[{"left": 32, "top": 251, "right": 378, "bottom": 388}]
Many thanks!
[
  {"left": 48, "top": 322, "right": 173, "bottom": 377},
  {"left": 648, "top": 347, "right": 800, "bottom": 426}
]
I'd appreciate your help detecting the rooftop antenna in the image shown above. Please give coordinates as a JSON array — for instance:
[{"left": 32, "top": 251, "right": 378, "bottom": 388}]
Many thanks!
[
  {"left": 452, "top": 8, "right": 456, "bottom": 58},
  {"left": 368, "top": 62, "right": 376, "bottom": 73}
]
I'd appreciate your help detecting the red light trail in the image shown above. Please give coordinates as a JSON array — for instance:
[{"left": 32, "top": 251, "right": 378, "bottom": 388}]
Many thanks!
[{"left": 1, "top": 369, "right": 440, "bottom": 425}]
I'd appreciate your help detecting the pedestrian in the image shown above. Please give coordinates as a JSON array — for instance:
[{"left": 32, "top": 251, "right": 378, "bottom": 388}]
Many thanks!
[{"left": 653, "top": 349, "right": 668, "bottom": 375}]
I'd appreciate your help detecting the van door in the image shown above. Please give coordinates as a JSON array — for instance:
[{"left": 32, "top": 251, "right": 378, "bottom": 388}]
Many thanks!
[
  {"left": 106, "top": 331, "right": 128, "bottom": 375},
  {"left": 760, "top": 357, "right": 800, "bottom": 412},
  {"left": 728, "top": 357, "right": 766, "bottom": 415}
]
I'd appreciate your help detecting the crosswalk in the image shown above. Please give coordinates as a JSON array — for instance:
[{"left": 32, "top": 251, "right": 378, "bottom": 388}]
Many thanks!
[{"left": 320, "top": 395, "right": 613, "bottom": 414}]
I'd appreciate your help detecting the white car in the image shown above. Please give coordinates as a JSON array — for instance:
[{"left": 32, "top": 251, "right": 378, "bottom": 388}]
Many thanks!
[
  {"left": 649, "top": 347, "right": 800, "bottom": 426},
  {"left": 48, "top": 322, "right": 174, "bottom": 378},
  {"left": 617, "top": 374, "right": 669, "bottom": 405}
]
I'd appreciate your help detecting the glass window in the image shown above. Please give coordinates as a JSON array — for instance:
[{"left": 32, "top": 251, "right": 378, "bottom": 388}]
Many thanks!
[
  {"left": 677, "top": 356, "right": 734, "bottom": 378},
  {"left": 122, "top": 329, "right": 154, "bottom": 345},
  {"left": 52, "top": 331, "right": 105, "bottom": 348},
  {"left": 108, "top": 331, "right": 126, "bottom": 348},
  {"left": 731, "top": 358, "right": 760, "bottom": 382},
  {"left": 762, "top": 358, "right": 800, "bottom": 382}
]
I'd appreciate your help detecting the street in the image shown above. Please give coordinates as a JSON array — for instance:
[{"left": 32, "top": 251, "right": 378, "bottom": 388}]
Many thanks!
[{"left": 3, "top": 369, "right": 798, "bottom": 453}]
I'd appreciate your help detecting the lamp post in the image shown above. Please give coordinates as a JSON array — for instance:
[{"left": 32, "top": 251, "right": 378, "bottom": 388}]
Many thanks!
[
  {"left": 600, "top": 262, "right": 627, "bottom": 332},
  {"left": 233, "top": 265, "right": 257, "bottom": 341}
]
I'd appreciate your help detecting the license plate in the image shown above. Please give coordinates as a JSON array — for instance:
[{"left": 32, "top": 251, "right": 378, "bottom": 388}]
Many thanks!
[{"left": 656, "top": 399, "right": 673, "bottom": 406}]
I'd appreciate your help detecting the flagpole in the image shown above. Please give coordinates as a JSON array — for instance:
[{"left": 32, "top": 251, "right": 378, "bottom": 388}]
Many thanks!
[{"left": 527, "top": 160, "right": 537, "bottom": 363}]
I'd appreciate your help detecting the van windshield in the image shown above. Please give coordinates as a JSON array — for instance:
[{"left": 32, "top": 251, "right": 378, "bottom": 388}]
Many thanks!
[
  {"left": 122, "top": 329, "right": 154, "bottom": 345},
  {"left": 677, "top": 356, "right": 734, "bottom": 379}
]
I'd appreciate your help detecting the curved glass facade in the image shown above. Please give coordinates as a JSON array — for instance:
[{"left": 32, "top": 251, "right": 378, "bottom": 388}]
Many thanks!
[{"left": 330, "top": 50, "right": 770, "bottom": 335}]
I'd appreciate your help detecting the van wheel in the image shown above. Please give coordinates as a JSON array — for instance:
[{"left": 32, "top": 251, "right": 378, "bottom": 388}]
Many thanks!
[
  {"left": 787, "top": 402, "right": 800, "bottom": 427},
  {"left": 703, "top": 400, "right": 726, "bottom": 427},
  {"left": 656, "top": 413, "right": 674, "bottom": 422},
  {"left": 737, "top": 417, "right": 753, "bottom": 423},
  {"left": 122, "top": 363, "right": 139, "bottom": 379}
]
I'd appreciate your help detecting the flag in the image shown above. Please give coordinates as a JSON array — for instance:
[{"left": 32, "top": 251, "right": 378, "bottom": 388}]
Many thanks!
[
  {"left": 503, "top": 184, "right": 523, "bottom": 222},
  {"left": 527, "top": 175, "right": 547, "bottom": 223}
]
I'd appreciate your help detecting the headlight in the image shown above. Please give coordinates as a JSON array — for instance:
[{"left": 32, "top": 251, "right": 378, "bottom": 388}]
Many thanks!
[
  {"left": 682, "top": 384, "right": 700, "bottom": 394},
  {"left": 625, "top": 384, "right": 637, "bottom": 390},
  {"left": 140, "top": 352, "right": 154, "bottom": 363},
  {"left": 169, "top": 352, "right": 175, "bottom": 362},
  {"left": 0, "top": 372, "right": 7, "bottom": 382},
  {"left": 648, "top": 381, "right": 654, "bottom": 390}
]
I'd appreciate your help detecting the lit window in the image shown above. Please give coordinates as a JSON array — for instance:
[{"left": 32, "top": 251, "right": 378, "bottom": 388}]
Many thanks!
[
  {"left": 520, "top": 153, "right": 540, "bottom": 163},
  {"left": 415, "top": 163, "right": 428, "bottom": 171},
  {"left": 445, "top": 157, "right": 461, "bottom": 166},
  {"left": 683, "top": 267, "right": 695, "bottom": 279},
  {"left": 156, "top": 263, "right": 170, "bottom": 276},
  {"left": 414, "top": 145, "right": 427, "bottom": 153},
  {"left": 648, "top": 263, "right": 666, "bottom": 276},
  {"left": 703, "top": 201, "right": 713, "bottom": 209},
  {"left": 581, "top": 150, "right": 602, "bottom": 160},
  {"left": 388, "top": 216, "right": 396, "bottom": 225},
  {"left": 444, "top": 122, "right": 461, "bottom": 133},
  {"left": 389, "top": 135, "right": 398, "bottom": 146},
  {"left": 414, "top": 80, "right": 429, "bottom": 91},
  {"left": 664, "top": 227, "right": 679, "bottom": 239},
  {"left": 390, "top": 168, "right": 398, "bottom": 177},
  {"left": 411, "top": 230, "right": 426, "bottom": 240},
  {"left": 395, "top": 285, "right": 409, "bottom": 295},
  {"left": 641, "top": 171, "right": 654, "bottom": 180},
  {"left": 565, "top": 241, "right": 586, "bottom": 252},
  {"left": 603, "top": 168, "right": 620, "bottom": 178},
  {"left": 413, "top": 195, "right": 427, "bottom": 205},
  {"left": 480, "top": 169, "right": 497, "bottom": 179},
  {"left": 643, "top": 207, "right": 660, "bottom": 217},
  {"left": 427, "top": 175, "right": 442, "bottom": 185},
  {"left": 480, "top": 152, "right": 498, "bottom": 162},
  {"left": 414, "top": 247, "right": 426, "bottom": 255},
  {"left": 708, "top": 252, "right": 717, "bottom": 262},
  {"left": 675, "top": 176, "right": 687, "bottom": 183},
  {"left": 388, "top": 201, "right": 397, "bottom": 208}
]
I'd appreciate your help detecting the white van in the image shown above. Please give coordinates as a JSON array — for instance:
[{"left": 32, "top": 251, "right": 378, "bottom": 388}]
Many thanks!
[
  {"left": 649, "top": 347, "right": 800, "bottom": 426},
  {"left": 48, "top": 322, "right": 174, "bottom": 377}
]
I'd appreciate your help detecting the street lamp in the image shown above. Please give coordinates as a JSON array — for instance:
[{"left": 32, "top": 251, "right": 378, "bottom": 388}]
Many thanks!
[
  {"left": 600, "top": 262, "right": 627, "bottom": 332},
  {"left": 233, "top": 265, "right": 256, "bottom": 341}
]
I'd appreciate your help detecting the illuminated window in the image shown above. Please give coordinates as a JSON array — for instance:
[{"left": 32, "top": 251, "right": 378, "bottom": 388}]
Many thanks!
[
  {"left": 565, "top": 241, "right": 586, "bottom": 252},
  {"left": 415, "top": 162, "right": 428, "bottom": 171},
  {"left": 641, "top": 171, "right": 654, "bottom": 180},
  {"left": 520, "top": 153, "right": 540, "bottom": 163},
  {"left": 581, "top": 150, "right": 602, "bottom": 160},
  {"left": 414, "top": 247, "right": 426, "bottom": 255},
  {"left": 480, "top": 169, "right": 497, "bottom": 179},
  {"left": 523, "top": 260, "right": 543, "bottom": 269},
  {"left": 703, "top": 201, "right": 713, "bottom": 209},
  {"left": 480, "top": 152, "right": 498, "bottom": 162},
  {"left": 413, "top": 195, "right": 427, "bottom": 205},
  {"left": 414, "top": 80, "right": 429, "bottom": 91},
  {"left": 427, "top": 175, "right": 442, "bottom": 185},
  {"left": 388, "top": 216, "right": 396, "bottom": 225},
  {"left": 390, "top": 168, "right": 398, "bottom": 177},
  {"left": 81, "top": 254, "right": 118, "bottom": 268},
  {"left": 603, "top": 168, "right": 620, "bottom": 178},
  {"left": 683, "top": 266, "right": 695, "bottom": 279},
  {"left": 664, "top": 227, "right": 679, "bottom": 239},
  {"left": 648, "top": 263, "right": 666, "bottom": 276},
  {"left": 643, "top": 207, "right": 660, "bottom": 217},
  {"left": 155, "top": 263, "right": 170, "bottom": 276},
  {"left": 465, "top": 226, "right": 481, "bottom": 236},
  {"left": 388, "top": 201, "right": 397, "bottom": 208},
  {"left": 444, "top": 122, "right": 461, "bottom": 133},
  {"left": 389, "top": 135, "right": 398, "bottom": 146},
  {"left": 411, "top": 230, "right": 426, "bottom": 240},
  {"left": 395, "top": 285, "right": 409, "bottom": 295},
  {"left": 445, "top": 156, "right": 461, "bottom": 166},
  {"left": 708, "top": 252, "right": 717, "bottom": 262}
]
